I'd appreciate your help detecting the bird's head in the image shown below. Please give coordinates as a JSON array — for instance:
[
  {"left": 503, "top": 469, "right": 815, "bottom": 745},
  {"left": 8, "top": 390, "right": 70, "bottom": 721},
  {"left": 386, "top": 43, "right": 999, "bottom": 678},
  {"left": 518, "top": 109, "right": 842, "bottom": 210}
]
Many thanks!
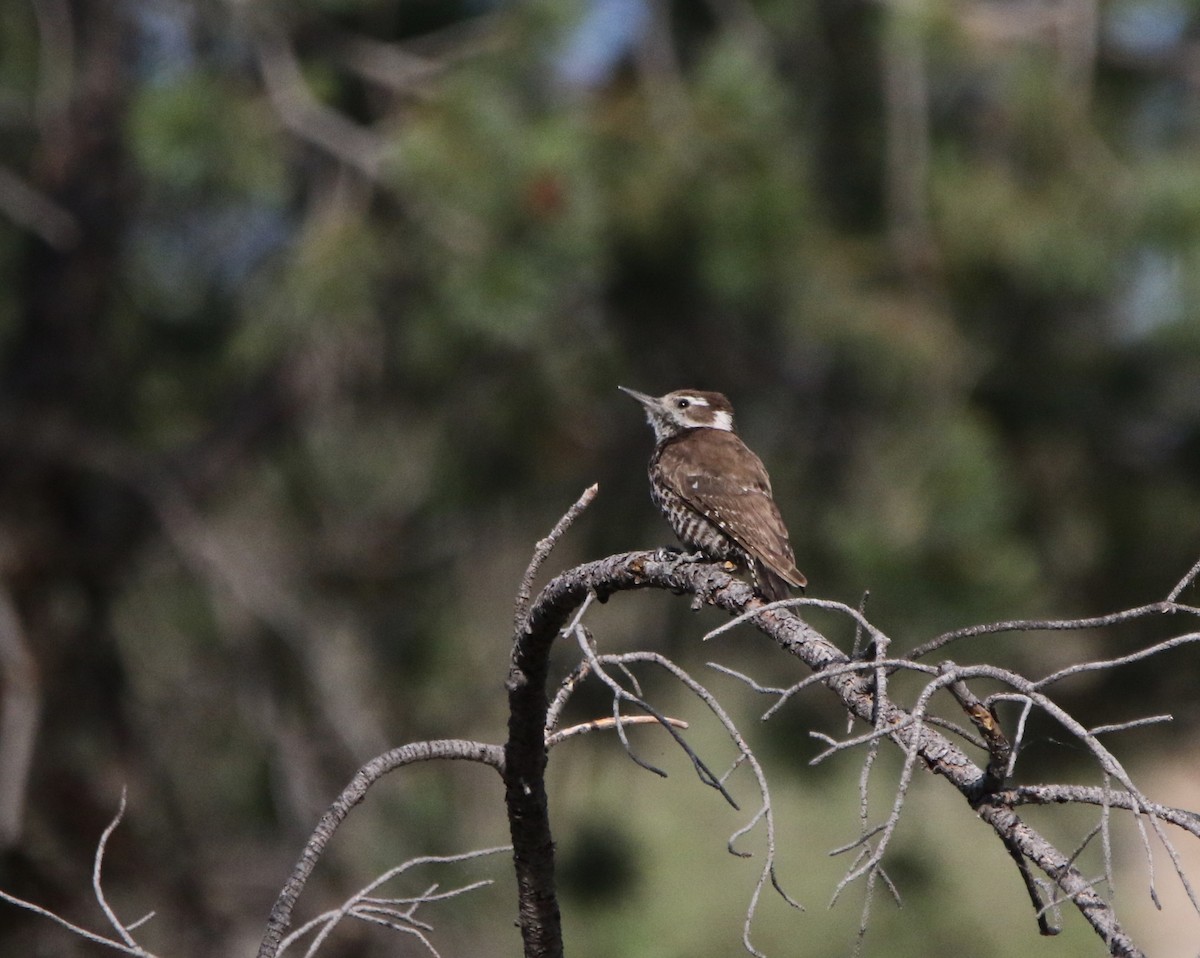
[{"left": 618, "top": 387, "right": 736, "bottom": 442}]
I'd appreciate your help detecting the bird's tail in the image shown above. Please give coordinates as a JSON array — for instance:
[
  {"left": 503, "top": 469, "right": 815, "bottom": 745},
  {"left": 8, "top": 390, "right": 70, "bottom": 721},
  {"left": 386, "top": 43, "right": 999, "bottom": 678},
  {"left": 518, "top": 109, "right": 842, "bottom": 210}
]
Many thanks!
[{"left": 754, "top": 563, "right": 805, "bottom": 603}]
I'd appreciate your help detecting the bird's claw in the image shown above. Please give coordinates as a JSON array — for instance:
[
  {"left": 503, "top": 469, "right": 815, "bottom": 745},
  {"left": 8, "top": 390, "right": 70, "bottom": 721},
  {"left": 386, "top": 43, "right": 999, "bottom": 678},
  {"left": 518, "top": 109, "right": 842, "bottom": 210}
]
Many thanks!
[{"left": 654, "top": 546, "right": 711, "bottom": 564}]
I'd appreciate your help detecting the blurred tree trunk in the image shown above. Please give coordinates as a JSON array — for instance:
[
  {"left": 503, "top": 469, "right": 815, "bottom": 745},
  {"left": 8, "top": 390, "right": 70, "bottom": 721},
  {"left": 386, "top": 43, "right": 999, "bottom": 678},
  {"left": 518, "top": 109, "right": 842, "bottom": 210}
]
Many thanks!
[
  {"left": 0, "top": 0, "right": 146, "bottom": 907},
  {"left": 11, "top": 0, "right": 131, "bottom": 407},
  {"left": 813, "top": 0, "right": 884, "bottom": 231}
]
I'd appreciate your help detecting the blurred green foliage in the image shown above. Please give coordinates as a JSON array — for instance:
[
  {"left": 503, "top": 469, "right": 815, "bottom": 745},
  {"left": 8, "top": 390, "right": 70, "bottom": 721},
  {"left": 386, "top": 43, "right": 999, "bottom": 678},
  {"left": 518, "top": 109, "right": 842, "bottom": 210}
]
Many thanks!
[{"left": 1, "top": 0, "right": 1199, "bottom": 955}]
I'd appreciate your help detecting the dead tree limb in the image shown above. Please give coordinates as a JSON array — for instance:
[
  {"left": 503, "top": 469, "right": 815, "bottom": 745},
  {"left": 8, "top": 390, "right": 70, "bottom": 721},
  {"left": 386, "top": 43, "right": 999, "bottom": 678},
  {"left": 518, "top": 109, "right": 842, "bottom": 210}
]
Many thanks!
[
  {"left": 508, "top": 548, "right": 1164, "bottom": 958},
  {"left": 258, "top": 739, "right": 503, "bottom": 958},
  {"left": 4, "top": 512, "right": 1193, "bottom": 958}
]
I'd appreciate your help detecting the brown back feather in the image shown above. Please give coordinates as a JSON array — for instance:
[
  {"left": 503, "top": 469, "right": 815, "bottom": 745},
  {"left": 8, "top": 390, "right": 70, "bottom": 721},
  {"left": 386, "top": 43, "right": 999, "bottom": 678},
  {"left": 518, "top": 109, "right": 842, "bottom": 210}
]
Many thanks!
[{"left": 656, "top": 430, "right": 806, "bottom": 589}]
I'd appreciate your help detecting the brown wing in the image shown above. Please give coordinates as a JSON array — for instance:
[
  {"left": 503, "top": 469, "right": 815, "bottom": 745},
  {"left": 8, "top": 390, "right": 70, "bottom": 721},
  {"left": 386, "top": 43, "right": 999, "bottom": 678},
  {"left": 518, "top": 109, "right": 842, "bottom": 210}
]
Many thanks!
[{"left": 657, "top": 431, "right": 807, "bottom": 590}]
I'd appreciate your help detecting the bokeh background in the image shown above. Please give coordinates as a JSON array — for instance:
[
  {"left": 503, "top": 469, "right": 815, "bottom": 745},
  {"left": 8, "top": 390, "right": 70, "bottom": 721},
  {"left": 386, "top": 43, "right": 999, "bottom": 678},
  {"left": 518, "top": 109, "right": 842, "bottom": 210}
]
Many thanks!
[{"left": 2, "top": 0, "right": 1200, "bottom": 955}]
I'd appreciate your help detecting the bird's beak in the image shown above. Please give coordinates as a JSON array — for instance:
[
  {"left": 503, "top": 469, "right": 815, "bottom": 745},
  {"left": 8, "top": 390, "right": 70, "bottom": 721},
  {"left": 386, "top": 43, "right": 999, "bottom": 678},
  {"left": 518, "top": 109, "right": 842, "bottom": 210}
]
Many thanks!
[{"left": 617, "top": 386, "right": 657, "bottom": 409}]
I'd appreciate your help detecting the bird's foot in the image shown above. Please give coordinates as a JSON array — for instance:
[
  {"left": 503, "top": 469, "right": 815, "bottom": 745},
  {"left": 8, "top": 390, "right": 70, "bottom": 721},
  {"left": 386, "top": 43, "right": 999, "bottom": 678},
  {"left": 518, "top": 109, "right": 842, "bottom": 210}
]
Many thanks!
[{"left": 654, "top": 546, "right": 714, "bottom": 564}]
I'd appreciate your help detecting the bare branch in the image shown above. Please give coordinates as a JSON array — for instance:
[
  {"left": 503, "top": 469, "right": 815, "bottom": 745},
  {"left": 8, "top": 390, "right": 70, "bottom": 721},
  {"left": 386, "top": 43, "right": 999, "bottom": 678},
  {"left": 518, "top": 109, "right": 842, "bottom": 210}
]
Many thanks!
[
  {"left": 94, "top": 790, "right": 145, "bottom": 948},
  {"left": 514, "top": 484, "right": 598, "bottom": 632},
  {"left": 0, "top": 165, "right": 80, "bottom": 248},
  {"left": 259, "top": 739, "right": 504, "bottom": 958},
  {"left": 572, "top": 628, "right": 737, "bottom": 803},
  {"left": 511, "top": 549, "right": 1158, "bottom": 955},
  {"left": 1090, "top": 715, "right": 1173, "bottom": 736},
  {"left": 0, "top": 790, "right": 161, "bottom": 957},
  {"left": 908, "top": 600, "right": 1196, "bottom": 662},
  {"left": 545, "top": 714, "right": 687, "bottom": 748},
  {"left": 999, "top": 785, "right": 1200, "bottom": 839},
  {"left": 333, "top": 16, "right": 505, "bottom": 96},
  {"left": 576, "top": 643, "right": 804, "bottom": 953},
  {"left": 254, "top": 26, "right": 388, "bottom": 181},
  {"left": 1002, "top": 832, "right": 1061, "bottom": 936},
  {"left": 0, "top": 887, "right": 159, "bottom": 958},
  {"left": 710, "top": 656, "right": 937, "bottom": 723},
  {"left": 538, "top": 588, "right": 804, "bottom": 955},
  {"left": 704, "top": 596, "right": 894, "bottom": 652},
  {"left": 279, "top": 847, "right": 509, "bottom": 957},
  {"left": 937, "top": 661, "right": 1200, "bottom": 922},
  {"left": 9, "top": 545, "right": 1192, "bottom": 958},
  {"left": 1168, "top": 554, "right": 1200, "bottom": 601},
  {"left": 943, "top": 665, "right": 1010, "bottom": 791},
  {"left": 545, "top": 658, "right": 592, "bottom": 735},
  {"left": 1034, "top": 633, "right": 1200, "bottom": 688}
]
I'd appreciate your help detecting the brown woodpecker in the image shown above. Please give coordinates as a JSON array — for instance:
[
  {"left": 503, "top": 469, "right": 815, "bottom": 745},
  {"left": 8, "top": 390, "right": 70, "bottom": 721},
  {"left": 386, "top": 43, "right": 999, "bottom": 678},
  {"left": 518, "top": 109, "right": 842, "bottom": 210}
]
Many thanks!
[{"left": 619, "top": 387, "right": 807, "bottom": 601}]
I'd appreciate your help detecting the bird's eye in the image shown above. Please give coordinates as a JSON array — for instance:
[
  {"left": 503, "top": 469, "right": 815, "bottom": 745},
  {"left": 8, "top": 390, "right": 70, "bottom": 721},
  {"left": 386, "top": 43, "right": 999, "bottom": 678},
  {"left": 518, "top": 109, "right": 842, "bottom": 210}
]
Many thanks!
[{"left": 676, "top": 399, "right": 690, "bottom": 409}]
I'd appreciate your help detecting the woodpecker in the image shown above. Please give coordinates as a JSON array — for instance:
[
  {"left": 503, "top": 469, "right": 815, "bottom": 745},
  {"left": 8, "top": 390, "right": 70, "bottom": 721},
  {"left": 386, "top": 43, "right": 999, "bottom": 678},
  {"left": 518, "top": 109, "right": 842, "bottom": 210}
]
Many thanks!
[{"left": 619, "top": 387, "right": 807, "bottom": 602}]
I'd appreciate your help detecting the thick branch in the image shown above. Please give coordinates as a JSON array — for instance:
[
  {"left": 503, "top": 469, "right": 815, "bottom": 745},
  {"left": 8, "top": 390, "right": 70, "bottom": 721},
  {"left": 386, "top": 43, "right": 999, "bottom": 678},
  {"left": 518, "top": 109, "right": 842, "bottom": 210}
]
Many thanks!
[
  {"left": 513, "top": 550, "right": 1148, "bottom": 958},
  {"left": 503, "top": 550, "right": 800, "bottom": 958}
]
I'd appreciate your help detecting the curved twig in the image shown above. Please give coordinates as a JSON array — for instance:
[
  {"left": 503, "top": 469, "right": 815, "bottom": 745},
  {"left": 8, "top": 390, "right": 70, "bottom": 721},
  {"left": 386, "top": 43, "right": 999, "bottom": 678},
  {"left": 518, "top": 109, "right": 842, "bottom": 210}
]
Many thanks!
[
  {"left": 258, "top": 739, "right": 504, "bottom": 958},
  {"left": 0, "top": 791, "right": 160, "bottom": 957},
  {"left": 280, "top": 847, "right": 510, "bottom": 957},
  {"left": 907, "top": 601, "right": 1200, "bottom": 663},
  {"left": 576, "top": 645, "right": 804, "bottom": 956}
]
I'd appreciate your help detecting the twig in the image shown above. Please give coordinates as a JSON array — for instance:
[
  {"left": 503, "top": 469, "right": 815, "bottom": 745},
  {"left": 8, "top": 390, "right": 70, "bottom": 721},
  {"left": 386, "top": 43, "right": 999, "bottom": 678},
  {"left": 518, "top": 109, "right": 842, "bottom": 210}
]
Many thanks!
[
  {"left": 849, "top": 591, "right": 873, "bottom": 659},
  {"left": 709, "top": 657, "right": 937, "bottom": 723},
  {"left": 545, "top": 714, "right": 687, "bottom": 747},
  {"left": 1002, "top": 834, "right": 1060, "bottom": 936},
  {"left": 985, "top": 695, "right": 1034, "bottom": 780},
  {"left": 1102, "top": 772, "right": 1116, "bottom": 906},
  {"left": 591, "top": 646, "right": 804, "bottom": 952},
  {"left": 259, "top": 740, "right": 504, "bottom": 958},
  {"left": 572, "top": 627, "right": 736, "bottom": 803},
  {"left": 254, "top": 26, "right": 387, "bottom": 181},
  {"left": 279, "top": 847, "right": 509, "bottom": 957},
  {"left": 1034, "top": 633, "right": 1200, "bottom": 688},
  {"left": 94, "top": 790, "right": 147, "bottom": 948},
  {"left": 0, "top": 790, "right": 160, "bottom": 957},
  {"left": 828, "top": 704, "right": 925, "bottom": 892},
  {"left": 545, "top": 658, "right": 592, "bottom": 735},
  {"left": 1090, "top": 715, "right": 1173, "bottom": 736},
  {"left": 1167, "top": 555, "right": 1200, "bottom": 601},
  {"left": 908, "top": 601, "right": 1197, "bottom": 662},
  {"left": 0, "top": 888, "right": 159, "bottom": 958},
  {"left": 497, "top": 548, "right": 1192, "bottom": 957},
  {"left": 942, "top": 663, "right": 1010, "bottom": 791},
  {"left": 703, "top": 596, "right": 893, "bottom": 653},
  {"left": 514, "top": 484, "right": 599, "bottom": 632}
]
